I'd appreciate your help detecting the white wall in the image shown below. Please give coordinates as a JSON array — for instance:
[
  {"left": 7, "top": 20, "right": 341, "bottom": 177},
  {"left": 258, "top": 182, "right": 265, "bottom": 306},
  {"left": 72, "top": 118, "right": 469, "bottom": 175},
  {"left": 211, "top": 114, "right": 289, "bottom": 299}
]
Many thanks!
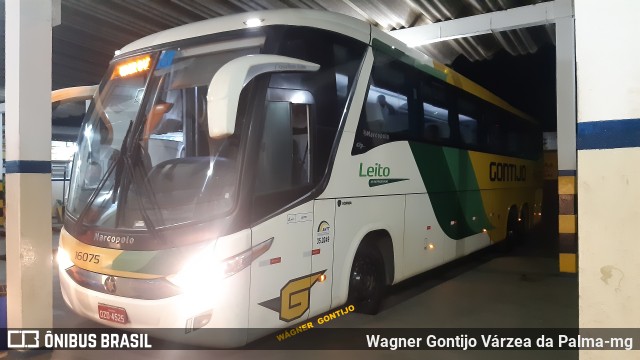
[{"left": 576, "top": 1, "right": 640, "bottom": 358}]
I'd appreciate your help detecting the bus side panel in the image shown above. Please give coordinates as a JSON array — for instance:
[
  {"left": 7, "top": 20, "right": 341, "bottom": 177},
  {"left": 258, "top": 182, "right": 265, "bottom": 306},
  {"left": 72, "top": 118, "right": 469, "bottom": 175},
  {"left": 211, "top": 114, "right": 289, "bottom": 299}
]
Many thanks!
[
  {"left": 403, "top": 193, "right": 491, "bottom": 281},
  {"left": 467, "top": 151, "right": 543, "bottom": 242},
  {"left": 322, "top": 137, "right": 427, "bottom": 199},
  {"left": 402, "top": 194, "right": 452, "bottom": 280},
  {"left": 332, "top": 195, "right": 405, "bottom": 307},
  {"left": 310, "top": 199, "right": 336, "bottom": 316},
  {"left": 248, "top": 202, "right": 313, "bottom": 333},
  {"left": 452, "top": 224, "right": 490, "bottom": 257},
  {"left": 454, "top": 186, "right": 492, "bottom": 255}
]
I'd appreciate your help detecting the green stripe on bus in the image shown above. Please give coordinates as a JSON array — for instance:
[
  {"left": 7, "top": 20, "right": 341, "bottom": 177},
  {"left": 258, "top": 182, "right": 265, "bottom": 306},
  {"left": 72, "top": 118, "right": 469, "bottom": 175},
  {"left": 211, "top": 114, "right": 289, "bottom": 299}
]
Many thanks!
[
  {"left": 409, "top": 142, "right": 492, "bottom": 240},
  {"left": 442, "top": 148, "right": 493, "bottom": 233},
  {"left": 110, "top": 247, "right": 187, "bottom": 276}
]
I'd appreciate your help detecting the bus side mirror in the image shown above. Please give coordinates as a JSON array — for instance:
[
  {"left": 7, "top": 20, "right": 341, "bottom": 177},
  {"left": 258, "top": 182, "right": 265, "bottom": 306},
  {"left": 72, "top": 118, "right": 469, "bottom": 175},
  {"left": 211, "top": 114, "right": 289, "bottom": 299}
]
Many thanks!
[{"left": 206, "top": 54, "right": 320, "bottom": 139}]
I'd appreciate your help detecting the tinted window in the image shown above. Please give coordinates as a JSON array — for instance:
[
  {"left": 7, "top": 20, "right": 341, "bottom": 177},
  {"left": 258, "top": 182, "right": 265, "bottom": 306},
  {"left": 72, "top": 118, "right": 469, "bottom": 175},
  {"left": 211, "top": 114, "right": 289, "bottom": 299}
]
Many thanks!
[
  {"left": 352, "top": 50, "right": 414, "bottom": 154},
  {"left": 251, "top": 28, "right": 367, "bottom": 222},
  {"left": 420, "top": 78, "right": 451, "bottom": 144}
]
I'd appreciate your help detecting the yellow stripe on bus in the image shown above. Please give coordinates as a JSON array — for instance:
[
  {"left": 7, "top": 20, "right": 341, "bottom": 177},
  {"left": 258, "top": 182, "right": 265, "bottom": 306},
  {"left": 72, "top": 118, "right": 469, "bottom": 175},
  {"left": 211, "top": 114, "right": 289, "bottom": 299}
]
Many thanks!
[
  {"left": 467, "top": 152, "right": 542, "bottom": 242},
  {"left": 59, "top": 228, "right": 162, "bottom": 280},
  {"left": 433, "top": 62, "right": 534, "bottom": 122}
]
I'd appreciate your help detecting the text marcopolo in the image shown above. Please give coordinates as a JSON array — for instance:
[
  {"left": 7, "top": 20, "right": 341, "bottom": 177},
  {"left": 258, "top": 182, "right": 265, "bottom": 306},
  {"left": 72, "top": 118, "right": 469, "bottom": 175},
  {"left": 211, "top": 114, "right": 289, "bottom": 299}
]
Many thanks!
[{"left": 94, "top": 233, "right": 135, "bottom": 244}]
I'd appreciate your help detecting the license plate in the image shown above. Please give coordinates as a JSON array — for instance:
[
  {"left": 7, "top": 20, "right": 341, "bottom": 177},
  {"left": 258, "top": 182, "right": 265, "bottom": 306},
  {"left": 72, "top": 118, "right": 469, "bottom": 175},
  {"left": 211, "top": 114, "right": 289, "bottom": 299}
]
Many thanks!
[{"left": 98, "top": 303, "right": 129, "bottom": 324}]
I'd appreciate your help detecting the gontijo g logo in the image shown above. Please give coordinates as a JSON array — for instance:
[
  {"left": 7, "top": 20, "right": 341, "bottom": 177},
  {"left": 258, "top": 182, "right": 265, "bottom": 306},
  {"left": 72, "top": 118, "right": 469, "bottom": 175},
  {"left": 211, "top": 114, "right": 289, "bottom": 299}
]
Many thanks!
[{"left": 259, "top": 271, "right": 327, "bottom": 322}]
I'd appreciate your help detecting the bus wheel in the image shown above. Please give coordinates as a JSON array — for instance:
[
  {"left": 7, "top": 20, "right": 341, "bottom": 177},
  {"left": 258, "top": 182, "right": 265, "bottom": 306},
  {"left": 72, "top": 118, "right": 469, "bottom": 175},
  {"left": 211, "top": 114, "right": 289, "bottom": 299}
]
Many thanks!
[
  {"left": 519, "top": 205, "right": 530, "bottom": 238},
  {"left": 506, "top": 208, "right": 521, "bottom": 249},
  {"left": 347, "top": 245, "right": 386, "bottom": 315},
  {"left": 498, "top": 208, "right": 520, "bottom": 253}
]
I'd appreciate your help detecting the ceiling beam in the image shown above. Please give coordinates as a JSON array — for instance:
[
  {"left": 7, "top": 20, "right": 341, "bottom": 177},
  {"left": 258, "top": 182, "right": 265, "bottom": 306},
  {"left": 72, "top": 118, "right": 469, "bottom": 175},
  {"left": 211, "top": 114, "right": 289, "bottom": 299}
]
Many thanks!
[{"left": 390, "top": 0, "right": 573, "bottom": 47}]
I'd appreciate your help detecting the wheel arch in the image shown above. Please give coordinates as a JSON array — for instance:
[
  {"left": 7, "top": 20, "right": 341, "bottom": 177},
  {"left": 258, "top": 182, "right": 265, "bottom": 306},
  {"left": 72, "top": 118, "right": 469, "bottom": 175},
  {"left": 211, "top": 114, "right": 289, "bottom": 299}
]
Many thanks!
[
  {"left": 520, "top": 202, "right": 530, "bottom": 229},
  {"left": 357, "top": 229, "right": 395, "bottom": 286}
]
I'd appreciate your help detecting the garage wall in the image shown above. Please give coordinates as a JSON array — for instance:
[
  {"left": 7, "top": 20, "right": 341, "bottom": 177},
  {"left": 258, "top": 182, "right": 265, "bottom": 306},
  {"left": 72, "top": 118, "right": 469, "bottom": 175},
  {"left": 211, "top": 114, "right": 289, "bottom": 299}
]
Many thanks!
[{"left": 576, "top": 0, "right": 640, "bottom": 358}]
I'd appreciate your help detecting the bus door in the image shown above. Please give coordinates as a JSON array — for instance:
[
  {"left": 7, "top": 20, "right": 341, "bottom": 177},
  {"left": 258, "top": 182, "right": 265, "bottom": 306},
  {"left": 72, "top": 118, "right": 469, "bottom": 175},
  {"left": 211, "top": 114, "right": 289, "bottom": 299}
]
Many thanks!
[
  {"left": 248, "top": 99, "right": 318, "bottom": 328},
  {"left": 309, "top": 199, "right": 335, "bottom": 316}
]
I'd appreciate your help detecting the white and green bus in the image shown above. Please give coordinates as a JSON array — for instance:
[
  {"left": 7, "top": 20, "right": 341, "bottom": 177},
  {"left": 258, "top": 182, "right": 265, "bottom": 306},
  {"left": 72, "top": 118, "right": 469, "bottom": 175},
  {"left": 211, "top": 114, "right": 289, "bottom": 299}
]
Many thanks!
[{"left": 57, "top": 9, "right": 542, "bottom": 347}]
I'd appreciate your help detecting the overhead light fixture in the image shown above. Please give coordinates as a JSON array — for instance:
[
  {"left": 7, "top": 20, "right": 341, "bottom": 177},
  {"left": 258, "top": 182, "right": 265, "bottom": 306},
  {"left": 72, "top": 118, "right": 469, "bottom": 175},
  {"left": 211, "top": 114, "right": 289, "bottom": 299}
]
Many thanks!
[{"left": 244, "top": 18, "right": 264, "bottom": 27}]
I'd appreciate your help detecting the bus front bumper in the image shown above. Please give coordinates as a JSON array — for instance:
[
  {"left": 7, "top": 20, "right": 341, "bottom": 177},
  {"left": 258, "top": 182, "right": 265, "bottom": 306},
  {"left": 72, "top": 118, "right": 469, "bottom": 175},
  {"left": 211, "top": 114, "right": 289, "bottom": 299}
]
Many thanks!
[{"left": 58, "top": 262, "right": 251, "bottom": 348}]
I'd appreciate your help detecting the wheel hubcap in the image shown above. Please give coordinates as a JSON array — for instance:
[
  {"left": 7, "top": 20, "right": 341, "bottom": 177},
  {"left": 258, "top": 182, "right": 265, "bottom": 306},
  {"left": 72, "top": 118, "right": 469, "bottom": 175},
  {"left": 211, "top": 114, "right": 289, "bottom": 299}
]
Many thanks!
[{"left": 352, "top": 255, "right": 377, "bottom": 300}]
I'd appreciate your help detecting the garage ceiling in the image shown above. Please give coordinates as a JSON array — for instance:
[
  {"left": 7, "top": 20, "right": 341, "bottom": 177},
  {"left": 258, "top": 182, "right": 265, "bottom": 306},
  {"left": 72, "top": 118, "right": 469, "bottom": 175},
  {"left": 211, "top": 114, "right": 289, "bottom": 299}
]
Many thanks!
[{"left": 0, "top": 0, "right": 555, "bottom": 102}]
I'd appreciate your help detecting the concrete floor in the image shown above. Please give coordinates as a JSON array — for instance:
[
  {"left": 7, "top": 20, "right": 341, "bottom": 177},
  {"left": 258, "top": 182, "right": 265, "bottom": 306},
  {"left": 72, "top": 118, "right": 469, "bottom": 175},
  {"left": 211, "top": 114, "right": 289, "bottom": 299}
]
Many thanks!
[{"left": 0, "top": 226, "right": 578, "bottom": 359}]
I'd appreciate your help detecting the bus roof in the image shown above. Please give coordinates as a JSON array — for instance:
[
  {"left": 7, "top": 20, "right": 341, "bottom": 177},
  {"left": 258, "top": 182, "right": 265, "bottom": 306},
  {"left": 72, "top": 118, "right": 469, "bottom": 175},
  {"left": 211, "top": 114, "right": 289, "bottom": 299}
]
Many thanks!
[
  {"left": 119, "top": 9, "right": 371, "bottom": 55},
  {"left": 371, "top": 26, "right": 536, "bottom": 122},
  {"left": 118, "top": 8, "right": 535, "bottom": 123}
]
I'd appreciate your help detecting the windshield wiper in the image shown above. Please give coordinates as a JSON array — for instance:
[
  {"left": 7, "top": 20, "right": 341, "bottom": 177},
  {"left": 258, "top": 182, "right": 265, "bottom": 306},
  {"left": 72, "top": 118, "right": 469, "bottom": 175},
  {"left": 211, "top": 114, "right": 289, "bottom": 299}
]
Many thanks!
[
  {"left": 74, "top": 123, "right": 132, "bottom": 228},
  {"left": 119, "top": 140, "right": 166, "bottom": 241},
  {"left": 75, "top": 119, "right": 167, "bottom": 242},
  {"left": 111, "top": 120, "right": 134, "bottom": 204},
  {"left": 76, "top": 120, "right": 132, "bottom": 228}
]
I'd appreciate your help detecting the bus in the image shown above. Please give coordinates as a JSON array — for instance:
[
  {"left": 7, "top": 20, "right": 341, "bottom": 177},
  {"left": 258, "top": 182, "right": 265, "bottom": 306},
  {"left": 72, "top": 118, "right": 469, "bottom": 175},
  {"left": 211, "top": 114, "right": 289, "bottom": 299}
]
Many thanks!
[
  {"left": 51, "top": 86, "right": 97, "bottom": 222},
  {"left": 56, "top": 9, "right": 542, "bottom": 347},
  {"left": 0, "top": 85, "right": 96, "bottom": 223}
]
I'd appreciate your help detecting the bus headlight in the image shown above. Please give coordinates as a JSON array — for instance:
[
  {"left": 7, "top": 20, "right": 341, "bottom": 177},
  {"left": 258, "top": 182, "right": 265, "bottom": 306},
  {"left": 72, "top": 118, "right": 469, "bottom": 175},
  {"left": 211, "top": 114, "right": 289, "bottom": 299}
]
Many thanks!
[
  {"left": 56, "top": 247, "right": 74, "bottom": 271},
  {"left": 167, "top": 237, "right": 273, "bottom": 294}
]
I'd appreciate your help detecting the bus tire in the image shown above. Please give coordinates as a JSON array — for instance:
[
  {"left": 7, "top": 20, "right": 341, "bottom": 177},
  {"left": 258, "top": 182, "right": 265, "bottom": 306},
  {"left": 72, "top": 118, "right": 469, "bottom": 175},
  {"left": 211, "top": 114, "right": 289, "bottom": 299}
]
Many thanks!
[
  {"left": 506, "top": 207, "right": 521, "bottom": 249},
  {"left": 519, "top": 204, "right": 530, "bottom": 238},
  {"left": 347, "top": 245, "right": 386, "bottom": 315},
  {"left": 497, "top": 207, "right": 520, "bottom": 253}
]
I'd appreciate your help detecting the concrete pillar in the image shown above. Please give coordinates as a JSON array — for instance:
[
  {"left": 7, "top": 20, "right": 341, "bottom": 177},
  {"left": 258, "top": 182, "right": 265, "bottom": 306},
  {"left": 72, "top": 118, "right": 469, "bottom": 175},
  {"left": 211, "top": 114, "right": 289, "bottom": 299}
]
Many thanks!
[
  {"left": 555, "top": 15, "right": 577, "bottom": 273},
  {"left": 1, "top": 111, "right": 4, "bottom": 227},
  {"left": 576, "top": 0, "right": 640, "bottom": 358},
  {"left": 4, "top": 0, "right": 54, "bottom": 327}
]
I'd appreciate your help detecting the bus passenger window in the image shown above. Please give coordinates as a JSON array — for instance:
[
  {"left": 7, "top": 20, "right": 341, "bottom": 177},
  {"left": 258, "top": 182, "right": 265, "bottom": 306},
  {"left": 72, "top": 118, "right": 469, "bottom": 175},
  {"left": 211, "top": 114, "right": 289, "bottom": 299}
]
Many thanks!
[
  {"left": 423, "top": 124, "right": 440, "bottom": 141},
  {"left": 504, "top": 113, "right": 521, "bottom": 156},
  {"left": 351, "top": 49, "right": 415, "bottom": 154},
  {"left": 363, "top": 87, "right": 408, "bottom": 134},
  {"left": 420, "top": 77, "right": 451, "bottom": 144},
  {"left": 486, "top": 123, "right": 504, "bottom": 153},
  {"left": 459, "top": 116, "right": 478, "bottom": 146},
  {"left": 422, "top": 107, "right": 450, "bottom": 143},
  {"left": 458, "top": 94, "right": 482, "bottom": 147}
]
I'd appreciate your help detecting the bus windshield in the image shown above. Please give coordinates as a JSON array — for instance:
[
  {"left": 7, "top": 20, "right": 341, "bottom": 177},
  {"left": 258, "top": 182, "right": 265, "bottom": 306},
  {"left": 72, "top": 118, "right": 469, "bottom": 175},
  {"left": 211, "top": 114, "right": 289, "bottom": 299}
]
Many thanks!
[{"left": 66, "top": 36, "right": 265, "bottom": 230}]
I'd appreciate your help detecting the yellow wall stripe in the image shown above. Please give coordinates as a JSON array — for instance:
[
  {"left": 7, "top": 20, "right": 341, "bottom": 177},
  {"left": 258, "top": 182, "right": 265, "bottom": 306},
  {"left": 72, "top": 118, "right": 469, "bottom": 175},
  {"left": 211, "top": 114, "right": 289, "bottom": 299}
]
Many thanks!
[
  {"left": 558, "top": 174, "right": 577, "bottom": 273},
  {"left": 558, "top": 176, "right": 576, "bottom": 195},
  {"left": 559, "top": 214, "right": 577, "bottom": 234},
  {"left": 559, "top": 253, "right": 577, "bottom": 273}
]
